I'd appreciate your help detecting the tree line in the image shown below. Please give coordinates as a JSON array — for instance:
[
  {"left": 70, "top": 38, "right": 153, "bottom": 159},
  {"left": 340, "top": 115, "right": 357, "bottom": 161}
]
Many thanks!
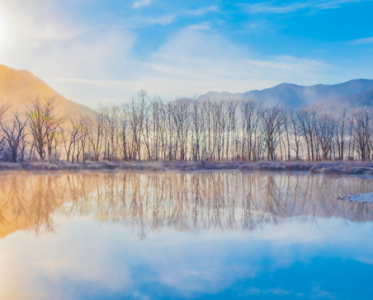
[{"left": 0, "top": 90, "right": 372, "bottom": 163}]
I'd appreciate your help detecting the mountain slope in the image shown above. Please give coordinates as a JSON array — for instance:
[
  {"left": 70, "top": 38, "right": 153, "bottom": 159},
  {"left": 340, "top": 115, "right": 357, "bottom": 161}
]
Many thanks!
[
  {"left": 0, "top": 64, "right": 93, "bottom": 117},
  {"left": 199, "top": 79, "right": 373, "bottom": 109}
]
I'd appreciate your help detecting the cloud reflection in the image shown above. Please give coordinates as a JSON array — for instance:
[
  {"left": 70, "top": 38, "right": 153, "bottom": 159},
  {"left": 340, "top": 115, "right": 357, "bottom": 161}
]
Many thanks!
[{"left": 1, "top": 172, "right": 373, "bottom": 299}]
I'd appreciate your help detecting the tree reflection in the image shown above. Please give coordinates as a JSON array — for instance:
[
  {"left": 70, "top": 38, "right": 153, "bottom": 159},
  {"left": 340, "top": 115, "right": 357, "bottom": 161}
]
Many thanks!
[
  {"left": 0, "top": 172, "right": 373, "bottom": 238},
  {"left": 0, "top": 173, "right": 65, "bottom": 237}
]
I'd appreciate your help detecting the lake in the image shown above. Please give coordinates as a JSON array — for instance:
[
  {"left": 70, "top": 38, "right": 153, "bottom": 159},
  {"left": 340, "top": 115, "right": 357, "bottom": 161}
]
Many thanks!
[{"left": 1, "top": 171, "right": 373, "bottom": 300}]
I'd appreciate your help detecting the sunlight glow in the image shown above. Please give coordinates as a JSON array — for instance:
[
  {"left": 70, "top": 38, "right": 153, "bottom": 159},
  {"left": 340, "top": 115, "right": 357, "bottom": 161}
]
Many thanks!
[{"left": 0, "top": 5, "right": 11, "bottom": 48}]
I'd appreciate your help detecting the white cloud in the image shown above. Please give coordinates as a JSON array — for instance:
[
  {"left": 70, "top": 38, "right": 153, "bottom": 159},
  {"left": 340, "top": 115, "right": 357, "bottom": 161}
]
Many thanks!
[
  {"left": 120, "top": 14, "right": 176, "bottom": 28},
  {"left": 51, "top": 28, "right": 331, "bottom": 106},
  {"left": 244, "top": 0, "right": 364, "bottom": 14},
  {"left": 246, "top": 1, "right": 308, "bottom": 14},
  {"left": 122, "top": 5, "right": 218, "bottom": 29},
  {"left": 245, "top": 287, "right": 295, "bottom": 296},
  {"left": 187, "top": 5, "right": 219, "bottom": 16},
  {"left": 132, "top": 0, "right": 152, "bottom": 9},
  {"left": 187, "top": 22, "right": 211, "bottom": 31},
  {"left": 3, "top": 28, "right": 135, "bottom": 79},
  {"left": 349, "top": 36, "right": 373, "bottom": 45},
  {"left": 143, "top": 28, "right": 328, "bottom": 90}
]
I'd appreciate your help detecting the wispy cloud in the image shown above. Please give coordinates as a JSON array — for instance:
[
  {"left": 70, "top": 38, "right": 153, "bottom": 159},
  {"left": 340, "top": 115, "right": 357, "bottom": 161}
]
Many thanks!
[
  {"left": 121, "top": 14, "right": 176, "bottom": 28},
  {"left": 147, "top": 14, "right": 176, "bottom": 25},
  {"left": 132, "top": 0, "right": 152, "bottom": 9},
  {"left": 123, "top": 5, "right": 218, "bottom": 29},
  {"left": 349, "top": 36, "right": 373, "bottom": 45},
  {"left": 52, "top": 28, "right": 330, "bottom": 105},
  {"left": 246, "top": 1, "right": 307, "bottom": 13},
  {"left": 245, "top": 287, "right": 296, "bottom": 296},
  {"left": 311, "top": 283, "right": 336, "bottom": 300},
  {"left": 187, "top": 6, "right": 219, "bottom": 16},
  {"left": 187, "top": 22, "right": 211, "bottom": 31},
  {"left": 244, "top": 0, "right": 365, "bottom": 14}
]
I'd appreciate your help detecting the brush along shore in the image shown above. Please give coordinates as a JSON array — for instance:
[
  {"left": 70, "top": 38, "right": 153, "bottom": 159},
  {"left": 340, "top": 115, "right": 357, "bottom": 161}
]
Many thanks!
[{"left": 0, "top": 160, "right": 373, "bottom": 175}]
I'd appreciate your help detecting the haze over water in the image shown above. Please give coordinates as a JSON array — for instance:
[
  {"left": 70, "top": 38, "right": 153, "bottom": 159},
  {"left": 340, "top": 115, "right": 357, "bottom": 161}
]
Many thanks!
[{"left": 0, "top": 171, "right": 372, "bottom": 299}]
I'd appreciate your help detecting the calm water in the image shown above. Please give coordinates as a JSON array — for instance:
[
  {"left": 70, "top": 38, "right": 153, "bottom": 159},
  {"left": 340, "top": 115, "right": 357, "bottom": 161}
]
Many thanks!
[{"left": 1, "top": 171, "right": 373, "bottom": 300}]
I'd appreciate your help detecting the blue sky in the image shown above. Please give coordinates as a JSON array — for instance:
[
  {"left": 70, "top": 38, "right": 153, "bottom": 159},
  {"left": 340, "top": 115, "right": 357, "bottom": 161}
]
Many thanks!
[{"left": 0, "top": 0, "right": 372, "bottom": 107}]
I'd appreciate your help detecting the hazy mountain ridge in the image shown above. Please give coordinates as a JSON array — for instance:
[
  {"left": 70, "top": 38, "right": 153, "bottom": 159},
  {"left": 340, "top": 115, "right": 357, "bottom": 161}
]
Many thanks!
[
  {"left": 1, "top": 64, "right": 373, "bottom": 113},
  {"left": 0, "top": 64, "right": 93, "bottom": 117},
  {"left": 199, "top": 79, "right": 373, "bottom": 109}
]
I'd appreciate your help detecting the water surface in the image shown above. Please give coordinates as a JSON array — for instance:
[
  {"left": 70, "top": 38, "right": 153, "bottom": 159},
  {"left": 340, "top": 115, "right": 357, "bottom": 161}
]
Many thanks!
[{"left": 1, "top": 171, "right": 373, "bottom": 299}]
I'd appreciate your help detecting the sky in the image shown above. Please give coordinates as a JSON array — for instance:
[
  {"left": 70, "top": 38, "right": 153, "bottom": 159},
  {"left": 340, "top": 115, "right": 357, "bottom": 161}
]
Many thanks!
[{"left": 0, "top": 0, "right": 373, "bottom": 108}]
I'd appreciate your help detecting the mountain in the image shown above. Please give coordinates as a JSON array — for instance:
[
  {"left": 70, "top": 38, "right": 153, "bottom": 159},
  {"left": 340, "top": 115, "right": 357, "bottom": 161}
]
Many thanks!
[
  {"left": 199, "top": 79, "right": 373, "bottom": 109},
  {"left": 2, "top": 64, "right": 372, "bottom": 114},
  {"left": 0, "top": 64, "right": 93, "bottom": 117}
]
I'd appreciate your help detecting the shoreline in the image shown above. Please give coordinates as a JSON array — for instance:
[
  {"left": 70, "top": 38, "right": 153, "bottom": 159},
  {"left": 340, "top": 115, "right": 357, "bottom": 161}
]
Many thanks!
[{"left": 0, "top": 161, "right": 373, "bottom": 175}]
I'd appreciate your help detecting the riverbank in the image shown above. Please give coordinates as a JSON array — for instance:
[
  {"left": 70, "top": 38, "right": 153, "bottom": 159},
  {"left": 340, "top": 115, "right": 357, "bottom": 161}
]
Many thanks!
[{"left": 0, "top": 160, "right": 373, "bottom": 175}]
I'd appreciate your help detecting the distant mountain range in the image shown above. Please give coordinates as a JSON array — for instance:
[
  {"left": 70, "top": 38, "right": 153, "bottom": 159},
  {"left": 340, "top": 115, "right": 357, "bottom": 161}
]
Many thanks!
[
  {"left": 0, "top": 64, "right": 92, "bottom": 117},
  {"left": 1, "top": 64, "right": 372, "bottom": 112},
  {"left": 199, "top": 79, "right": 373, "bottom": 109}
]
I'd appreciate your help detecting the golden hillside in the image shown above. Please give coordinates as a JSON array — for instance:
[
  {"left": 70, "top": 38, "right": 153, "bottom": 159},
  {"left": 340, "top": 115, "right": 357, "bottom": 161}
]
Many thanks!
[{"left": 0, "top": 64, "right": 93, "bottom": 117}]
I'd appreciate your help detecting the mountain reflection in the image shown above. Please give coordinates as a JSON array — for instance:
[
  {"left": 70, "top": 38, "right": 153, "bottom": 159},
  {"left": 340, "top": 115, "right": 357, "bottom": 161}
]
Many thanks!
[{"left": 1, "top": 172, "right": 373, "bottom": 238}]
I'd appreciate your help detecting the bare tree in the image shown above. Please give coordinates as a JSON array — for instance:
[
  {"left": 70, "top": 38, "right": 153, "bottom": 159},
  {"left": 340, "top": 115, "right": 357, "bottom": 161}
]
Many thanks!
[
  {"left": 0, "top": 103, "right": 10, "bottom": 155},
  {"left": 314, "top": 112, "right": 335, "bottom": 160},
  {"left": 61, "top": 118, "right": 80, "bottom": 162},
  {"left": 0, "top": 113, "right": 27, "bottom": 162},
  {"left": 75, "top": 116, "right": 90, "bottom": 162},
  {"left": 87, "top": 109, "right": 105, "bottom": 161},
  {"left": 191, "top": 100, "right": 205, "bottom": 161},
  {"left": 289, "top": 110, "right": 301, "bottom": 160},
  {"left": 170, "top": 98, "right": 192, "bottom": 161},
  {"left": 352, "top": 108, "right": 372, "bottom": 161},
  {"left": 127, "top": 90, "right": 148, "bottom": 160},
  {"left": 27, "top": 98, "right": 64, "bottom": 160},
  {"left": 334, "top": 107, "right": 347, "bottom": 160},
  {"left": 261, "top": 103, "right": 285, "bottom": 160}
]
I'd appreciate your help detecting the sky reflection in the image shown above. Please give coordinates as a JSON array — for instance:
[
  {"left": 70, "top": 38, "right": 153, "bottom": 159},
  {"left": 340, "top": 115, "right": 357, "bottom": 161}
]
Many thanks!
[{"left": 0, "top": 172, "right": 373, "bottom": 299}]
